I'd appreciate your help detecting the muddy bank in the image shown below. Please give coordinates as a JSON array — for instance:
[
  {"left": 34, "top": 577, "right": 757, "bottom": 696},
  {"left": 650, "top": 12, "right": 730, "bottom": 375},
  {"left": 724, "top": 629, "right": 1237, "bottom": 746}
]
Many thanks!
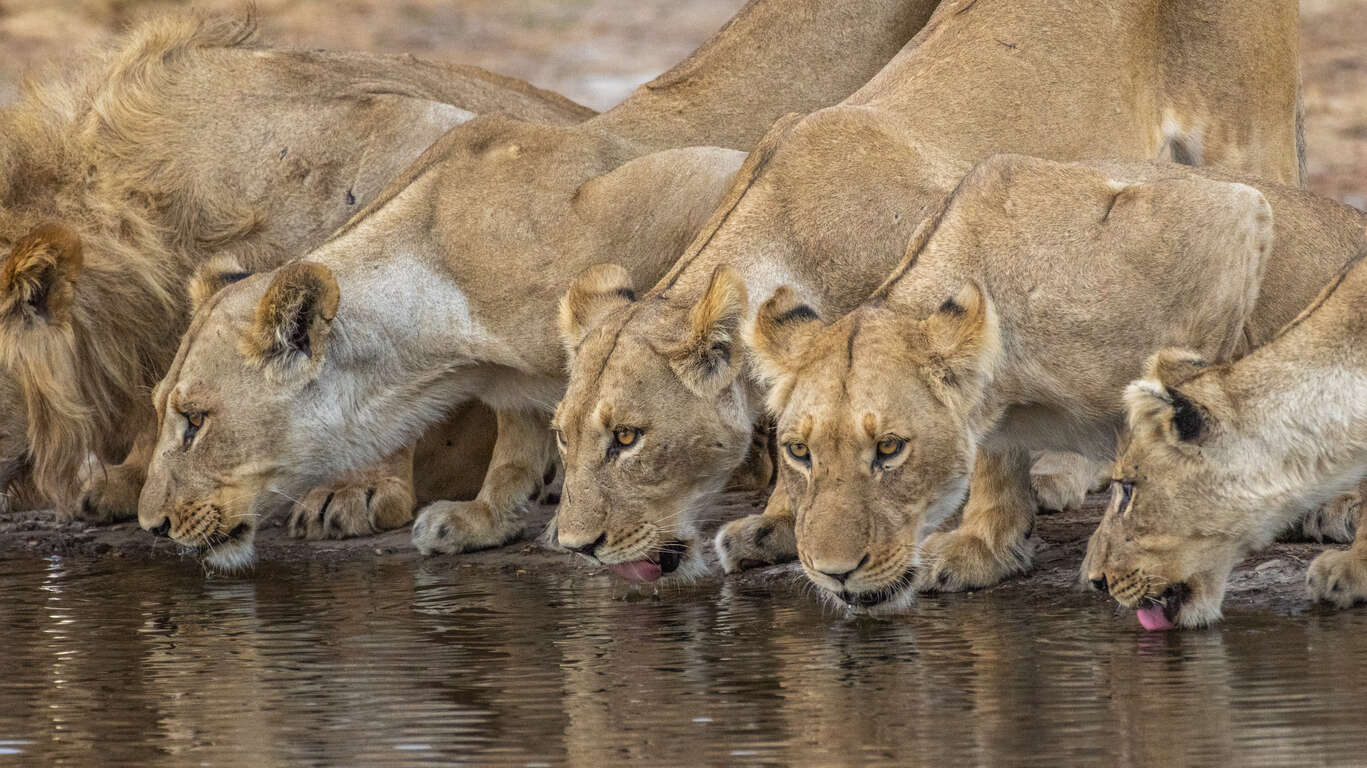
[{"left": 0, "top": 494, "right": 1344, "bottom": 624}]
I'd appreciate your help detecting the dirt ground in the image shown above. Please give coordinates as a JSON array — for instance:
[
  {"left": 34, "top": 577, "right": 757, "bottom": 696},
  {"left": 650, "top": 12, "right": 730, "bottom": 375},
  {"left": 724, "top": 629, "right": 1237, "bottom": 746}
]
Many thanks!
[{"left": 0, "top": 1, "right": 1362, "bottom": 615}]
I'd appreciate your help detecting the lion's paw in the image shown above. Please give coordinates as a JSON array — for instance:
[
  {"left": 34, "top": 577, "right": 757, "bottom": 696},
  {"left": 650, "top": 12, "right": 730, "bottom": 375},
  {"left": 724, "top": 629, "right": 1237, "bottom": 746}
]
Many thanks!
[
  {"left": 1307, "top": 548, "right": 1367, "bottom": 609},
  {"left": 288, "top": 476, "right": 414, "bottom": 540},
  {"left": 914, "top": 528, "right": 1037, "bottom": 592},
  {"left": 1297, "top": 492, "right": 1360, "bottom": 544},
  {"left": 76, "top": 465, "right": 142, "bottom": 523},
  {"left": 411, "top": 500, "right": 522, "bottom": 556},
  {"left": 714, "top": 513, "right": 797, "bottom": 573}
]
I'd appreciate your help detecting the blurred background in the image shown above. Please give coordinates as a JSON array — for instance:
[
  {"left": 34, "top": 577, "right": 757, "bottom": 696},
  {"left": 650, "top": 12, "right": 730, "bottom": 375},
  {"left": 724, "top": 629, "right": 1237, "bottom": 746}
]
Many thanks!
[{"left": 0, "top": 0, "right": 1362, "bottom": 206}]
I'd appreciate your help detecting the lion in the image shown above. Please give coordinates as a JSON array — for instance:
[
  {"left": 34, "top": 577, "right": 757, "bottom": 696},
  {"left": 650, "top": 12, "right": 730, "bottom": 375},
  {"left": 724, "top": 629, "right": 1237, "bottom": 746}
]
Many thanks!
[
  {"left": 132, "top": 0, "right": 947, "bottom": 571},
  {"left": 0, "top": 10, "right": 593, "bottom": 522},
  {"left": 742, "top": 154, "right": 1367, "bottom": 612},
  {"left": 551, "top": 0, "right": 1305, "bottom": 583},
  {"left": 1083, "top": 249, "right": 1367, "bottom": 629}
]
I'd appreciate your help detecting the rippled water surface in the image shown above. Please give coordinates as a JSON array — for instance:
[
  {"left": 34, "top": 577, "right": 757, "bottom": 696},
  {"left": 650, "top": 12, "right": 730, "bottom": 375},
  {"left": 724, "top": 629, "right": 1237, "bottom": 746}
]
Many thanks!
[{"left": 2, "top": 555, "right": 1366, "bottom": 766}]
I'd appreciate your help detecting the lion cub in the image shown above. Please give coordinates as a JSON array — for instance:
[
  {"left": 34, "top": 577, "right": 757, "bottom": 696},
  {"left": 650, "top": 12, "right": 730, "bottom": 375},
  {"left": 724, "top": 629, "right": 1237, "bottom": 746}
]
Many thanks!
[
  {"left": 1085, "top": 250, "right": 1367, "bottom": 629},
  {"left": 746, "top": 155, "right": 1367, "bottom": 613}
]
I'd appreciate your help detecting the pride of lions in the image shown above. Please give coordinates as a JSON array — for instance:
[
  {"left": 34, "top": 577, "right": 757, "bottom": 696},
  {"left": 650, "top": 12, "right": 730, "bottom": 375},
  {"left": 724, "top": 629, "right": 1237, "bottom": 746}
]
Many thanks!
[{"left": 2, "top": 0, "right": 1365, "bottom": 632}]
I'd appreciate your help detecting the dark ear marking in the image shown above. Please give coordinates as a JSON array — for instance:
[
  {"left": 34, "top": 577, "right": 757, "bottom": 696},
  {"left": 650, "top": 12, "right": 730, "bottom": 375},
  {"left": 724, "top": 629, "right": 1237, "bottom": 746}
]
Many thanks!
[
  {"left": 774, "top": 304, "right": 819, "bottom": 325},
  {"left": 1169, "top": 390, "right": 1206, "bottom": 442},
  {"left": 937, "top": 297, "right": 966, "bottom": 317},
  {"left": 614, "top": 288, "right": 637, "bottom": 302}
]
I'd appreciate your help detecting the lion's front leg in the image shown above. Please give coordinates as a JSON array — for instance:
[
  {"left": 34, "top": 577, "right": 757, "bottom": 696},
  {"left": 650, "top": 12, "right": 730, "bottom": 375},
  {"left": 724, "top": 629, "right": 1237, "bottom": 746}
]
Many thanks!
[
  {"left": 1307, "top": 493, "right": 1367, "bottom": 609},
  {"left": 412, "top": 408, "right": 555, "bottom": 555},
  {"left": 916, "top": 446, "right": 1039, "bottom": 592},
  {"left": 288, "top": 444, "right": 417, "bottom": 539},
  {"left": 714, "top": 477, "right": 796, "bottom": 573},
  {"left": 75, "top": 429, "right": 154, "bottom": 522},
  {"left": 1294, "top": 483, "right": 1361, "bottom": 544},
  {"left": 725, "top": 421, "right": 777, "bottom": 493}
]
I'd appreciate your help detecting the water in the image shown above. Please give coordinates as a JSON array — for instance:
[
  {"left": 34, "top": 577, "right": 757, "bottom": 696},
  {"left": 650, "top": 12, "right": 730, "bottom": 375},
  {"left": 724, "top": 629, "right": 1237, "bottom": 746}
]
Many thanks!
[{"left": 1, "top": 556, "right": 1365, "bottom": 767}]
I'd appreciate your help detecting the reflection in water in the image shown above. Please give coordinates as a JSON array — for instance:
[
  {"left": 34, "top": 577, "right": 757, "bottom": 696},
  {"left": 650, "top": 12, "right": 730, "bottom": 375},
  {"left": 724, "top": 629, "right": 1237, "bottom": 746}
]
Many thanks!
[{"left": 0, "top": 556, "right": 1364, "bottom": 766}]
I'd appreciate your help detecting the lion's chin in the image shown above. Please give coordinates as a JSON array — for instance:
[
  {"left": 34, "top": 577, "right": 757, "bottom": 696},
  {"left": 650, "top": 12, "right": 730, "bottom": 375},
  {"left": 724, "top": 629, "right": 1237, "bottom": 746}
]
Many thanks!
[
  {"left": 813, "top": 566, "right": 919, "bottom": 616},
  {"left": 199, "top": 523, "right": 257, "bottom": 573},
  {"left": 609, "top": 540, "right": 701, "bottom": 583},
  {"left": 1133, "top": 581, "right": 1229, "bottom": 631}
]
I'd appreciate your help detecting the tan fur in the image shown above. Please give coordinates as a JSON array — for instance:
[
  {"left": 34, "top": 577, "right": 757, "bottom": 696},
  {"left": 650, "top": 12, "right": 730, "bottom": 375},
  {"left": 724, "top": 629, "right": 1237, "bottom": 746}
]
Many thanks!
[
  {"left": 751, "top": 155, "right": 1367, "bottom": 612},
  {"left": 553, "top": 0, "right": 1306, "bottom": 581},
  {"left": 135, "top": 0, "right": 947, "bottom": 571},
  {"left": 1084, "top": 249, "right": 1367, "bottom": 628},
  {"left": 0, "top": 10, "right": 592, "bottom": 516}
]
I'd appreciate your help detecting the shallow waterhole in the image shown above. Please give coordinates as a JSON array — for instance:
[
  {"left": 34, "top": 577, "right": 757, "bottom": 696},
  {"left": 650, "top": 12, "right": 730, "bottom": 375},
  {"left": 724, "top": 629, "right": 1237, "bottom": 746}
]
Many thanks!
[{"left": 0, "top": 554, "right": 1364, "bottom": 766}]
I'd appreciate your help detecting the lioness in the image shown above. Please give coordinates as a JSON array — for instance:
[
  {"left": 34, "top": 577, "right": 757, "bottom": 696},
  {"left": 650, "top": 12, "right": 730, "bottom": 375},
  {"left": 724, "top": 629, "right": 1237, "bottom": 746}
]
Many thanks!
[
  {"left": 135, "top": 0, "right": 947, "bottom": 571},
  {"left": 552, "top": 0, "right": 1304, "bottom": 582},
  {"left": 0, "top": 11, "right": 594, "bottom": 521},
  {"left": 746, "top": 155, "right": 1367, "bottom": 612},
  {"left": 1084, "top": 249, "right": 1367, "bottom": 629}
]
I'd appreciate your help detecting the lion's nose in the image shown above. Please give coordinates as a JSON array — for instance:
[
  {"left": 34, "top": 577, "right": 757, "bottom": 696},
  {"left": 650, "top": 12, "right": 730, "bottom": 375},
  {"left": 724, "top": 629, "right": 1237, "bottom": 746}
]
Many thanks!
[
  {"left": 815, "top": 552, "right": 871, "bottom": 584},
  {"left": 1089, "top": 574, "right": 1109, "bottom": 594},
  {"left": 147, "top": 517, "right": 172, "bottom": 539}
]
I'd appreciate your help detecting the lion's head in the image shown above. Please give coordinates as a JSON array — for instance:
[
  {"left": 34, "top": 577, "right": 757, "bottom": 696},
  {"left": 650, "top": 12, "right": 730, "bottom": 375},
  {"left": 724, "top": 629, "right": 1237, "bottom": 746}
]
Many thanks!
[
  {"left": 0, "top": 222, "right": 174, "bottom": 512},
  {"left": 1082, "top": 349, "right": 1262, "bottom": 631},
  {"left": 552, "top": 263, "right": 754, "bottom": 583},
  {"left": 138, "top": 261, "right": 343, "bottom": 571},
  {"left": 745, "top": 277, "right": 998, "bottom": 612}
]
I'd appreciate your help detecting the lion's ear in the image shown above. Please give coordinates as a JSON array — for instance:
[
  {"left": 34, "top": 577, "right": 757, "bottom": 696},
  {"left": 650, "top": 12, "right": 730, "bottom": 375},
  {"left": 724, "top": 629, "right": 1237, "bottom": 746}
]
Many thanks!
[
  {"left": 240, "top": 262, "right": 339, "bottom": 371},
  {"left": 921, "top": 281, "right": 998, "bottom": 393},
  {"left": 559, "top": 263, "right": 636, "bottom": 354},
  {"left": 1144, "top": 347, "right": 1209, "bottom": 389},
  {"left": 1123, "top": 378, "right": 1213, "bottom": 446},
  {"left": 189, "top": 255, "right": 253, "bottom": 312},
  {"left": 747, "top": 286, "right": 819, "bottom": 386},
  {"left": 0, "top": 223, "right": 84, "bottom": 326},
  {"left": 670, "top": 264, "right": 747, "bottom": 397}
]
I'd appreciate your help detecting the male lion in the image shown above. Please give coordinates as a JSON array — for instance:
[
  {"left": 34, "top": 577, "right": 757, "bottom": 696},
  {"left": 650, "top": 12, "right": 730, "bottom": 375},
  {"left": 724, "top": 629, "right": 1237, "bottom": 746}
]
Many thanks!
[
  {"left": 135, "top": 0, "right": 946, "bottom": 571},
  {"left": 552, "top": 0, "right": 1304, "bottom": 583},
  {"left": 0, "top": 11, "right": 593, "bottom": 521},
  {"left": 746, "top": 155, "right": 1367, "bottom": 613},
  {"left": 1084, "top": 250, "right": 1367, "bottom": 629}
]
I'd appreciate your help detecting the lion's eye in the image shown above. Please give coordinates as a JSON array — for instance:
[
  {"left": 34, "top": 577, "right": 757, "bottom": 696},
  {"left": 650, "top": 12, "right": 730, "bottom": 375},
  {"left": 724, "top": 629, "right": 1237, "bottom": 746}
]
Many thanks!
[
  {"left": 876, "top": 437, "right": 904, "bottom": 459},
  {"left": 608, "top": 427, "right": 642, "bottom": 457},
  {"left": 182, "top": 411, "right": 205, "bottom": 449},
  {"left": 786, "top": 442, "right": 810, "bottom": 464}
]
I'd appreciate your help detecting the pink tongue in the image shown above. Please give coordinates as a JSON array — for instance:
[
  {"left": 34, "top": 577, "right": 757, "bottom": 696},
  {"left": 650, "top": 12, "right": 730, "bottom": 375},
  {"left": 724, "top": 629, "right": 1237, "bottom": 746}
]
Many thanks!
[
  {"left": 1136, "top": 606, "right": 1176, "bottom": 631},
  {"left": 609, "top": 560, "right": 662, "bottom": 582}
]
